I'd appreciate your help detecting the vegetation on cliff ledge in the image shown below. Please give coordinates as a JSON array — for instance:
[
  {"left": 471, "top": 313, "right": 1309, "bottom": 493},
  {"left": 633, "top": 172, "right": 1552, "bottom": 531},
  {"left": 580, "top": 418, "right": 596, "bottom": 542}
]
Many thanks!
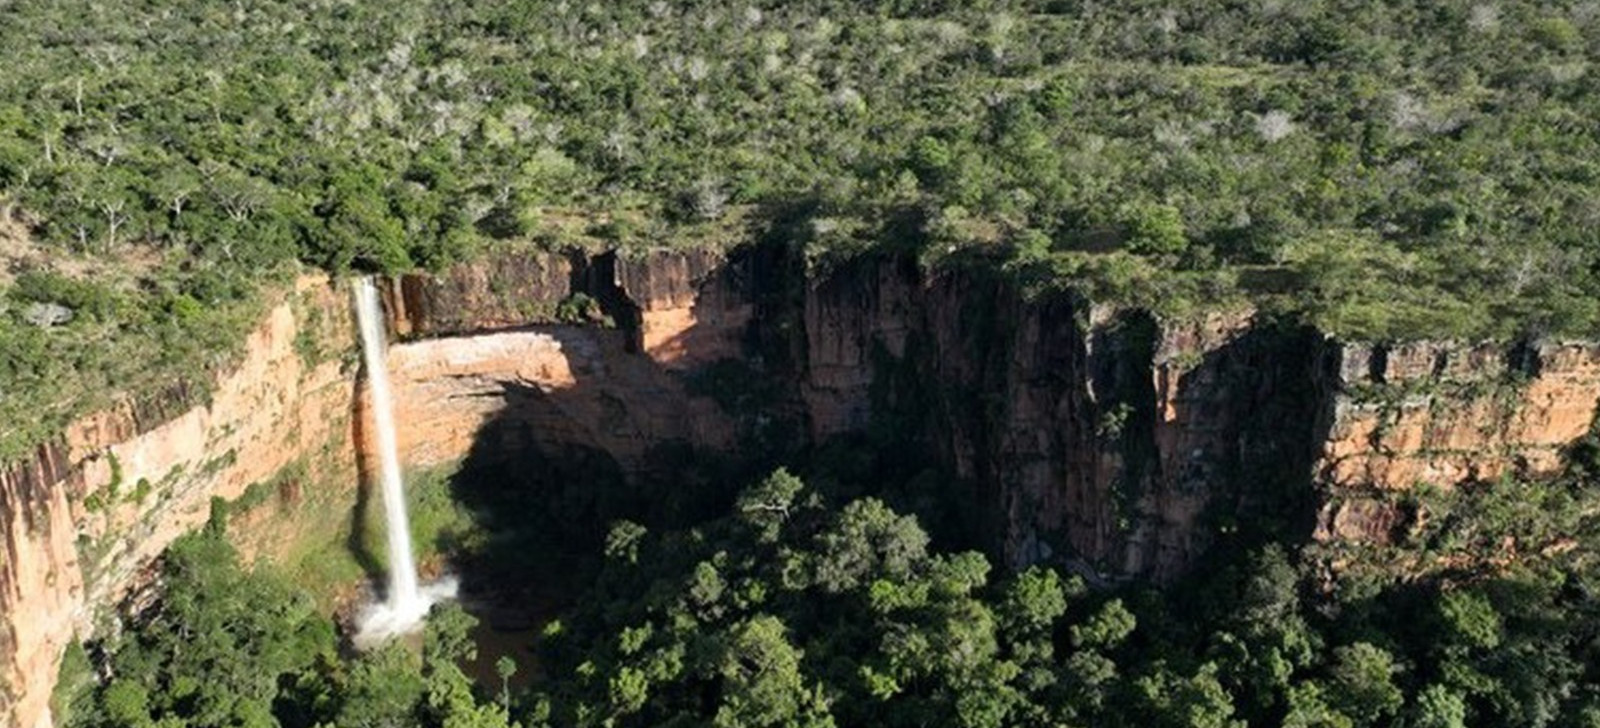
[{"left": 5, "top": 0, "right": 1600, "bottom": 459}]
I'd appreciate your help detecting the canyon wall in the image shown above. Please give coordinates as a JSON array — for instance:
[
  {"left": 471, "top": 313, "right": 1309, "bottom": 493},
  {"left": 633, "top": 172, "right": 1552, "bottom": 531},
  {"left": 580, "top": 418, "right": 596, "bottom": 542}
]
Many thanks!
[
  {"left": 379, "top": 249, "right": 746, "bottom": 477},
  {"left": 0, "top": 277, "right": 358, "bottom": 728},
  {"left": 4, "top": 245, "right": 1599, "bottom": 727},
  {"left": 0, "top": 251, "right": 759, "bottom": 728},
  {"left": 380, "top": 247, "right": 1600, "bottom": 578},
  {"left": 791, "top": 259, "right": 1330, "bottom": 579}
]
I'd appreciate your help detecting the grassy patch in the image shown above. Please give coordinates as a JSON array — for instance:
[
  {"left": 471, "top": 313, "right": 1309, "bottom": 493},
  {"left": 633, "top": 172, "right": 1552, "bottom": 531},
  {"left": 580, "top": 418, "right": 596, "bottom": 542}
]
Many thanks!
[
  {"left": 49, "top": 641, "right": 94, "bottom": 726},
  {"left": 272, "top": 461, "right": 483, "bottom": 608}
]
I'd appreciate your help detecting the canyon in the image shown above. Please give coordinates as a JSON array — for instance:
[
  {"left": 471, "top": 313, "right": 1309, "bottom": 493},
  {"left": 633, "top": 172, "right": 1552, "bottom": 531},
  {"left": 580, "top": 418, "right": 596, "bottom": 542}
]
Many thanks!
[{"left": 3, "top": 245, "right": 1599, "bottom": 728}]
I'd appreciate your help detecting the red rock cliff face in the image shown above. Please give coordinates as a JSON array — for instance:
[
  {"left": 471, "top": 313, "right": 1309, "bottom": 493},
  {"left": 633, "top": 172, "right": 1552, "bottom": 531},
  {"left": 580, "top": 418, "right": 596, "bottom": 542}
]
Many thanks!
[
  {"left": 794, "top": 259, "right": 1328, "bottom": 580},
  {"left": 5, "top": 246, "right": 1598, "bottom": 728},
  {"left": 0, "top": 277, "right": 359, "bottom": 728},
  {"left": 0, "top": 248, "right": 755, "bottom": 727},
  {"left": 0, "top": 444, "right": 81, "bottom": 728},
  {"left": 1315, "top": 340, "right": 1600, "bottom": 546},
  {"left": 379, "top": 247, "right": 1600, "bottom": 581},
  {"left": 373, "top": 249, "right": 746, "bottom": 477},
  {"left": 381, "top": 327, "right": 737, "bottom": 477},
  {"left": 616, "top": 249, "right": 753, "bottom": 370}
]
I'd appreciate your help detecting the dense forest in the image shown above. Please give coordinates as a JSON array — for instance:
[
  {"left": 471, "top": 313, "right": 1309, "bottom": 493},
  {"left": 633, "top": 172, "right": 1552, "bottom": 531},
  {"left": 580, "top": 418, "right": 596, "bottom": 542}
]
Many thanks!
[
  {"left": 58, "top": 464, "right": 1600, "bottom": 728},
  {"left": 6, "top": 0, "right": 1600, "bottom": 459}
]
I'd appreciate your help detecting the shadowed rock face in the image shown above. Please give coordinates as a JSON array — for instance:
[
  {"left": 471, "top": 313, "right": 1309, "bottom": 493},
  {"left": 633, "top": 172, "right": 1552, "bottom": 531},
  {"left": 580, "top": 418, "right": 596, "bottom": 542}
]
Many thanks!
[{"left": 4, "top": 245, "right": 1597, "bottom": 728}]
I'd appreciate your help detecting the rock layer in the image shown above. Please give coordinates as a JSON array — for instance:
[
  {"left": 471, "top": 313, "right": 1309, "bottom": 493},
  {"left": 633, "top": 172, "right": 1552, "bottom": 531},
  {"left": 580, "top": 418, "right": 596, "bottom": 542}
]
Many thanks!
[
  {"left": 4, "top": 246, "right": 1599, "bottom": 728},
  {"left": 1315, "top": 340, "right": 1600, "bottom": 546},
  {"left": 790, "top": 261, "right": 1329, "bottom": 578}
]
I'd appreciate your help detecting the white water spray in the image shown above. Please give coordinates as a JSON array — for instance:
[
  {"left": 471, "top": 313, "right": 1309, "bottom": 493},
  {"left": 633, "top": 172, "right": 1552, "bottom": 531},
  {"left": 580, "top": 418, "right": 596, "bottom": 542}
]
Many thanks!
[{"left": 352, "top": 278, "right": 455, "bottom": 646}]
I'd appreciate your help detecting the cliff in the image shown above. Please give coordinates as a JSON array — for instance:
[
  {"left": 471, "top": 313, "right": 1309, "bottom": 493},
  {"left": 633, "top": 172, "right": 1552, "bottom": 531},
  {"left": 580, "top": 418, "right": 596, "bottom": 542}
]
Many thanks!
[
  {"left": 0, "top": 277, "right": 358, "bottom": 728},
  {"left": 3, "top": 246, "right": 1598, "bottom": 728},
  {"left": 1316, "top": 340, "right": 1600, "bottom": 546},
  {"left": 377, "top": 247, "right": 1598, "bottom": 577},
  {"left": 792, "top": 260, "right": 1328, "bottom": 578}
]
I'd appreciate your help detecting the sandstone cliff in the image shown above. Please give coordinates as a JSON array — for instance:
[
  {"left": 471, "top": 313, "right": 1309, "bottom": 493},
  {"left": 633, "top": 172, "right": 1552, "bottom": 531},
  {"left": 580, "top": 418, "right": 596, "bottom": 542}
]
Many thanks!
[
  {"left": 377, "top": 246, "right": 1598, "bottom": 578},
  {"left": 3, "top": 245, "right": 1598, "bottom": 728},
  {"left": 0, "top": 278, "right": 358, "bottom": 728},
  {"left": 790, "top": 259, "right": 1328, "bottom": 580},
  {"left": 1316, "top": 340, "right": 1600, "bottom": 546}
]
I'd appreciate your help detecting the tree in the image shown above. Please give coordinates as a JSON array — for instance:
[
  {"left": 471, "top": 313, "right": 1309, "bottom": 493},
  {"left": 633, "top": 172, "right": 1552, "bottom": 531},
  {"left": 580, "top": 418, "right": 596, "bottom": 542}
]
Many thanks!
[
  {"left": 1130, "top": 662, "right": 1240, "bottom": 728},
  {"left": 1326, "top": 643, "right": 1403, "bottom": 724},
  {"left": 73, "top": 532, "right": 336, "bottom": 728},
  {"left": 312, "top": 168, "right": 411, "bottom": 271},
  {"left": 736, "top": 468, "right": 807, "bottom": 544},
  {"left": 1118, "top": 202, "right": 1188, "bottom": 257},
  {"left": 812, "top": 498, "right": 929, "bottom": 593},
  {"left": 999, "top": 566, "right": 1075, "bottom": 638},
  {"left": 427, "top": 603, "right": 481, "bottom": 666},
  {"left": 496, "top": 657, "right": 519, "bottom": 710},
  {"left": 99, "top": 681, "right": 153, "bottom": 728},
  {"left": 1436, "top": 590, "right": 1502, "bottom": 651},
  {"left": 1213, "top": 546, "right": 1320, "bottom": 718},
  {"left": 427, "top": 661, "right": 518, "bottom": 728},
  {"left": 1409, "top": 685, "right": 1468, "bottom": 728},
  {"left": 712, "top": 615, "right": 832, "bottom": 728},
  {"left": 1281, "top": 682, "right": 1353, "bottom": 728},
  {"left": 1072, "top": 600, "right": 1136, "bottom": 651},
  {"left": 335, "top": 644, "right": 427, "bottom": 728}
]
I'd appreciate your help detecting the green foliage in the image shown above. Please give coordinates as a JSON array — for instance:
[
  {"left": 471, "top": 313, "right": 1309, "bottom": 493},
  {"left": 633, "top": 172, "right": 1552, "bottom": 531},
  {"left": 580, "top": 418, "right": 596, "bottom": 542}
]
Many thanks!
[
  {"left": 999, "top": 565, "right": 1076, "bottom": 637},
  {"left": 0, "top": 0, "right": 1597, "bottom": 303},
  {"left": 1130, "top": 662, "right": 1240, "bottom": 728},
  {"left": 711, "top": 615, "right": 831, "bottom": 728},
  {"left": 513, "top": 467, "right": 1600, "bottom": 728},
  {"left": 1118, "top": 203, "right": 1188, "bottom": 257},
  {"left": 0, "top": 262, "right": 267, "bottom": 464},
  {"left": 1072, "top": 599, "right": 1136, "bottom": 650},
  {"left": 68, "top": 531, "right": 521, "bottom": 728},
  {"left": 553, "top": 293, "right": 605, "bottom": 326},
  {"left": 1282, "top": 682, "right": 1353, "bottom": 728},
  {"left": 9, "top": 0, "right": 1600, "bottom": 469},
  {"left": 334, "top": 644, "right": 427, "bottom": 728},
  {"left": 352, "top": 464, "right": 484, "bottom": 574},
  {"left": 1326, "top": 643, "right": 1404, "bottom": 723},
  {"left": 50, "top": 641, "right": 94, "bottom": 727},
  {"left": 1438, "top": 591, "right": 1502, "bottom": 651},
  {"left": 811, "top": 497, "right": 930, "bottom": 593},
  {"left": 72, "top": 454, "right": 1600, "bottom": 728},
  {"left": 1410, "top": 685, "right": 1469, "bottom": 728},
  {"left": 70, "top": 532, "right": 336, "bottom": 727},
  {"left": 735, "top": 469, "right": 808, "bottom": 545}
]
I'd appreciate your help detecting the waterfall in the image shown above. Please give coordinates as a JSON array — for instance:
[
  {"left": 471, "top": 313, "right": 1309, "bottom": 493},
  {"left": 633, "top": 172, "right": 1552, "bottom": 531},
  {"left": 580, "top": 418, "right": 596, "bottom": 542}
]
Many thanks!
[
  {"left": 352, "top": 278, "right": 454, "bottom": 645},
  {"left": 355, "top": 278, "right": 422, "bottom": 611}
]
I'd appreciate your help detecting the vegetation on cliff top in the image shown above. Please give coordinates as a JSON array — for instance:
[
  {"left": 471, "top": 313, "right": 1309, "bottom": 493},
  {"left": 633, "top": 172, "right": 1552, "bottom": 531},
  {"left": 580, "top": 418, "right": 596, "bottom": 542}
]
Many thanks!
[
  {"left": 5, "top": 0, "right": 1600, "bottom": 459},
  {"left": 62, "top": 467, "right": 1600, "bottom": 728}
]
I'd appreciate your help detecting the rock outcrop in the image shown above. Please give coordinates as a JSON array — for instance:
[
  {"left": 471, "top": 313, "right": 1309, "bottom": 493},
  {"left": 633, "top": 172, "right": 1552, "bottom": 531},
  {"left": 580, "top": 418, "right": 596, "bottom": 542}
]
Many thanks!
[
  {"left": 379, "top": 247, "right": 1598, "bottom": 577},
  {"left": 1315, "top": 340, "right": 1600, "bottom": 546},
  {"left": 4, "top": 245, "right": 1598, "bottom": 728},
  {"left": 383, "top": 328, "right": 736, "bottom": 475}
]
